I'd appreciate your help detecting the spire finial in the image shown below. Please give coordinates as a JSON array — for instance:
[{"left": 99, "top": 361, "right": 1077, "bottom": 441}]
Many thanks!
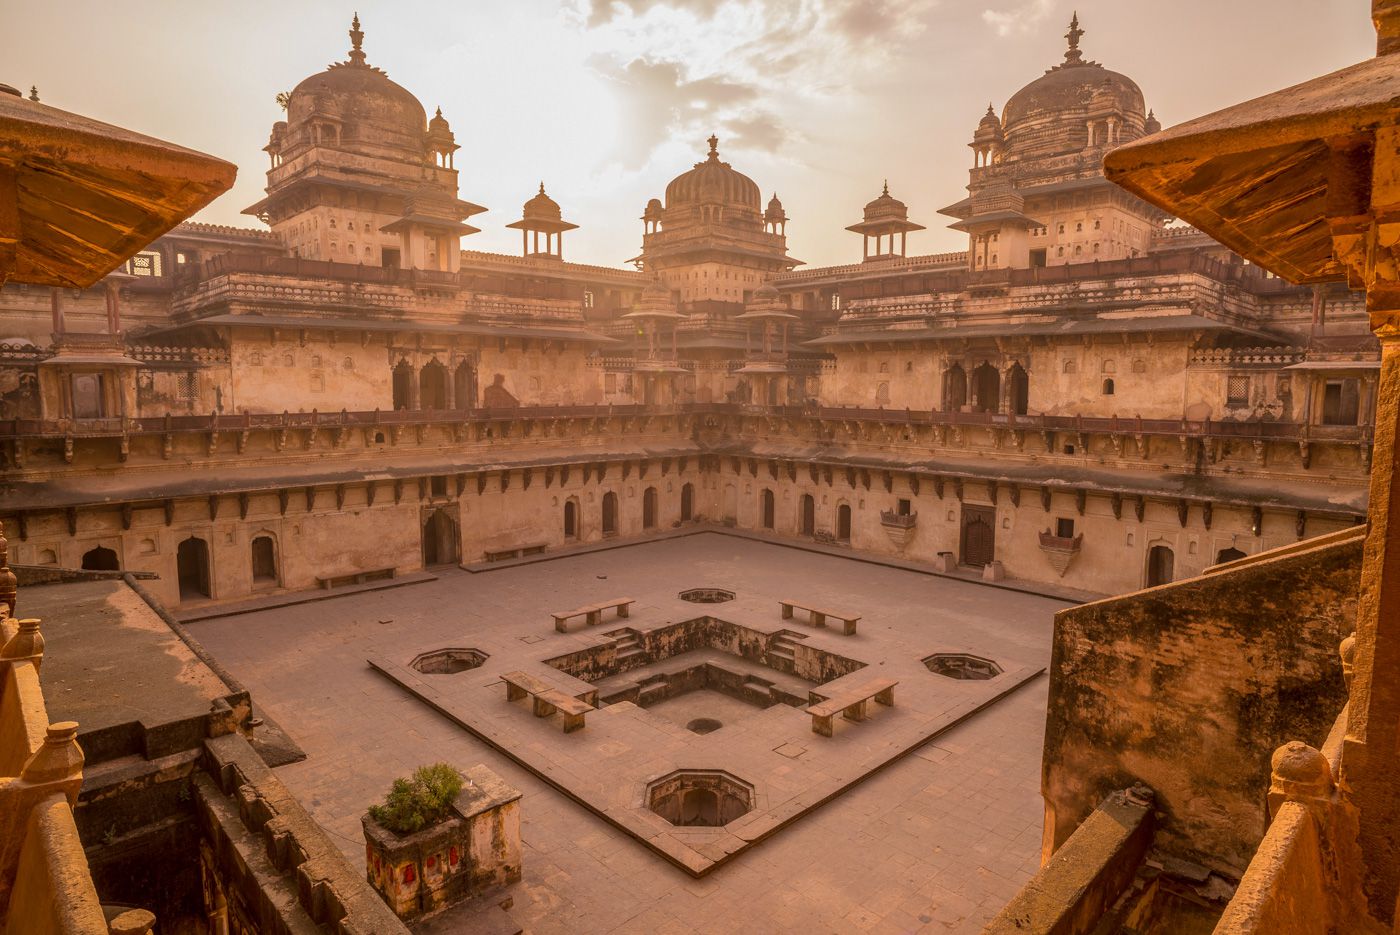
[
  {"left": 435, "top": 106, "right": 442, "bottom": 117},
  {"left": 1064, "top": 12, "right": 1085, "bottom": 64},
  {"left": 539, "top": 181, "right": 546, "bottom": 195},
  {"left": 28, "top": 86, "right": 39, "bottom": 102},
  {"left": 882, "top": 179, "right": 890, "bottom": 196},
  {"left": 349, "top": 12, "right": 366, "bottom": 65},
  {"left": 707, "top": 134, "right": 719, "bottom": 159}
]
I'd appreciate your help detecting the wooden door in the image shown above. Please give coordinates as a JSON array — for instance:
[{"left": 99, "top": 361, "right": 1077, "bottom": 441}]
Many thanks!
[{"left": 960, "top": 506, "right": 996, "bottom": 567}]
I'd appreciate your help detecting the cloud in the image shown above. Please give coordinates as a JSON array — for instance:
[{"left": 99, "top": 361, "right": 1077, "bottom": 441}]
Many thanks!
[
  {"left": 574, "top": 0, "right": 937, "bottom": 167},
  {"left": 982, "top": 0, "right": 1056, "bottom": 37}
]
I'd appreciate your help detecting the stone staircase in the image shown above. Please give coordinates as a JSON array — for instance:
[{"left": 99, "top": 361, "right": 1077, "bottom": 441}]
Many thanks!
[{"left": 608, "top": 628, "right": 646, "bottom": 667}]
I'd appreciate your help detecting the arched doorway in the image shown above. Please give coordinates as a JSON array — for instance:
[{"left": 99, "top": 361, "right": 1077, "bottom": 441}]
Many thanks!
[
  {"left": 563, "top": 499, "right": 578, "bottom": 540},
  {"left": 643, "top": 487, "right": 658, "bottom": 529},
  {"left": 392, "top": 360, "right": 413, "bottom": 410},
  {"left": 1008, "top": 363, "right": 1029, "bottom": 415},
  {"left": 177, "top": 536, "right": 211, "bottom": 600},
  {"left": 761, "top": 489, "right": 775, "bottom": 530},
  {"left": 943, "top": 364, "right": 967, "bottom": 412},
  {"left": 800, "top": 494, "right": 816, "bottom": 537},
  {"left": 972, "top": 363, "right": 1000, "bottom": 413},
  {"left": 251, "top": 536, "right": 277, "bottom": 584},
  {"left": 454, "top": 360, "right": 477, "bottom": 410},
  {"left": 680, "top": 483, "right": 694, "bottom": 522},
  {"left": 837, "top": 503, "right": 852, "bottom": 543},
  {"left": 422, "top": 509, "right": 459, "bottom": 566},
  {"left": 81, "top": 545, "right": 119, "bottom": 571},
  {"left": 419, "top": 361, "right": 448, "bottom": 410},
  {"left": 1147, "top": 545, "right": 1175, "bottom": 587},
  {"left": 1215, "top": 546, "right": 1246, "bottom": 565},
  {"left": 602, "top": 492, "right": 618, "bottom": 536},
  {"left": 960, "top": 506, "right": 996, "bottom": 567},
  {"left": 681, "top": 788, "right": 720, "bottom": 827}
]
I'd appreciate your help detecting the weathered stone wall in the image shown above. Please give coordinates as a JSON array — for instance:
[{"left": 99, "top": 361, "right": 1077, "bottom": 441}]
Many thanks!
[{"left": 1040, "top": 529, "right": 1361, "bottom": 876}]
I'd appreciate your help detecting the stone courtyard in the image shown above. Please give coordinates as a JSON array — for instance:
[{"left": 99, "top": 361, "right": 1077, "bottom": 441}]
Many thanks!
[{"left": 187, "top": 534, "right": 1067, "bottom": 932}]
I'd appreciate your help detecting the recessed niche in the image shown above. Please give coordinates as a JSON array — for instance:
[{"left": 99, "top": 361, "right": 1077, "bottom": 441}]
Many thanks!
[
  {"left": 923, "top": 653, "right": 1002, "bottom": 681},
  {"left": 679, "top": 588, "right": 735, "bottom": 604},
  {"left": 410, "top": 648, "right": 488, "bottom": 675},
  {"left": 686, "top": 717, "right": 723, "bottom": 735},
  {"left": 647, "top": 770, "right": 754, "bottom": 827}
]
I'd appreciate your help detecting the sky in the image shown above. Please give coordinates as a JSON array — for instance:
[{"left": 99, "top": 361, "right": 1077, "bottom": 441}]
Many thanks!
[{"left": 1, "top": 0, "right": 1378, "bottom": 269}]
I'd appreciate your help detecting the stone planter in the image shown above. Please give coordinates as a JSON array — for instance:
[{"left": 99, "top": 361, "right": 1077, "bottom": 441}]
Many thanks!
[{"left": 363, "top": 765, "right": 522, "bottom": 921}]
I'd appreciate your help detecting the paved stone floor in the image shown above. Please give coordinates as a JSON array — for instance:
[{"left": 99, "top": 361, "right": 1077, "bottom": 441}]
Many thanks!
[{"left": 187, "top": 533, "right": 1067, "bottom": 933}]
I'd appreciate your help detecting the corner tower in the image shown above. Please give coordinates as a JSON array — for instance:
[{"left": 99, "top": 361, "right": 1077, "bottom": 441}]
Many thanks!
[
  {"left": 940, "top": 13, "right": 1170, "bottom": 271},
  {"left": 244, "top": 14, "right": 486, "bottom": 272}
]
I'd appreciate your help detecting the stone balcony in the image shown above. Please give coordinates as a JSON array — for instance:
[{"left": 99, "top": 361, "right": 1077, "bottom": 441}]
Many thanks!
[{"left": 879, "top": 509, "right": 917, "bottom": 548}]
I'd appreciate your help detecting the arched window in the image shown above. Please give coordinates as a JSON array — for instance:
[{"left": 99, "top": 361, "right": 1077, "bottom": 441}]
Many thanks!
[
  {"left": 251, "top": 536, "right": 277, "bottom": 584},
  {"left": 602, "top": 492, "right": 618, "bottom": 536},
  {"left": 392, "top": 360, "right": 413, "bottom": 410},
  {"left": 943, "top": 364, "right": 967, "bottom": 412},
  {"left": 81, "top": 546, "right": 119, "bottom": 571},
  {"left": 1102, "top": 378, "right": 1115, "bottom": 395},
  {"left": 419, "top": 360, "right": 448, "bottom": 410},
  {"left": 1102, "top": 360, "right": 1117, "bottom": 374},
  {"left": 1063, "top": 360, "right": 1077, "bottom": 375}
]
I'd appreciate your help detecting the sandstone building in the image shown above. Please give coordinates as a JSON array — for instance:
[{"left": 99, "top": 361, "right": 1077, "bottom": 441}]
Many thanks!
[{"left": 0, "top": 14, "right": 1376, "bottom": 610}]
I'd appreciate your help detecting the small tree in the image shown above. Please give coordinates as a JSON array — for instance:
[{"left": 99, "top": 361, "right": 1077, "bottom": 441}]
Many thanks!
[{"left": 368, "top": 763, "right": 464, "bottom": 835}]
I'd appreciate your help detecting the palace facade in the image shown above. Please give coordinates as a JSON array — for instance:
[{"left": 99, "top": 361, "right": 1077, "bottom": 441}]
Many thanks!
[{"left": 0, "top": 14, "right": 1376, "bottom": 608}]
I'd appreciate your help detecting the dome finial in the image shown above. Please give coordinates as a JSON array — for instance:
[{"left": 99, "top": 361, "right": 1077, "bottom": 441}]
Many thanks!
[
  {"left": 349, "top": 12, "right": 367, "bottom": 66},
  {"left": 882, "top": 179, "right": 889, "bottom": 196},
  {"left": 28, "top": 85, "right": 39, "bottom": 102},
  {"left": 539, "top": 181, "right": 546, "bottom": 195},
  {"left": 707, "top": 134, "right": 719, "bottom": 160},
  {"left": 1064, "top": 12, "right": 1085, "bottom": 65}
]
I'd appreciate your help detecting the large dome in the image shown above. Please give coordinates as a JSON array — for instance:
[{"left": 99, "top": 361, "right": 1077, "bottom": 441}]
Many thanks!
[
  {"left": 284, "top": 16, "right": 427, "bottom": 159},
  {"left": 1000, "top": 15, "right": 1147, "bottom": 160},
  {"left": 665, "top": 135, "right": 761, "bottom": 213}
]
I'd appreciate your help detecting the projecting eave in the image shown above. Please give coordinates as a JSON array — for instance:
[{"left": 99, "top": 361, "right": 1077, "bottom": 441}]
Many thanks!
[
  {"left": 947, "top": 210, "right": 1046, "bottom": 233},
  {"left": 379, "top": 215, "right": 481, "bottom": 236},
  {"left": 938, "top": 196, "right": 973, "bottom": 220},
  {"left": 140, "top": 313, "right": 620, "bottom": 345},
  {"left": 1104, "top": 51, "right": 1400, "bottom": 285},
  {"left": 0, "top": 93, "right": 236, "bottom": 288},
  {"left": 804, "top": 314, "right": 1285, "bottom": 347}
]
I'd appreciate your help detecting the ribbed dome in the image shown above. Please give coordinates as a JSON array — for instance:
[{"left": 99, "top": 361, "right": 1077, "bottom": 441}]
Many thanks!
[
  {"left": 665, "top": 135, "right": 761, "bottom": 213},
  {"left": 1001, "top": 15, "right": 1146, "bottom": 159},
  {"left": 863, "top": 183, "right": 909, "bottom": 223},
  {"left": 286, "top": 16, "right": 427, "bottom": 157},
  {"left": 523, "top": 183, "right": 561, "bottom": 221}
]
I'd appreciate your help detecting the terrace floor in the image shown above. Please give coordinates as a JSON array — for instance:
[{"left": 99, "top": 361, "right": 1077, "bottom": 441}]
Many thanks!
[{"left": 186, "top": 532, "right": 1069, "bottom": 934}]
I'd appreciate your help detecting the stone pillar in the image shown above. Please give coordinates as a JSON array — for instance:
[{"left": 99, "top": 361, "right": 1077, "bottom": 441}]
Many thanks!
[{"left": 1335, "top": 121, "right": 1400, "bottom": 924}]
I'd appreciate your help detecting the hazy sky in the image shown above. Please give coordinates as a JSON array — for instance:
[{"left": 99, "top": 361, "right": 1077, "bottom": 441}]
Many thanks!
[{"left": 2, "top": 1, "right": 1376, "bottom": 269}]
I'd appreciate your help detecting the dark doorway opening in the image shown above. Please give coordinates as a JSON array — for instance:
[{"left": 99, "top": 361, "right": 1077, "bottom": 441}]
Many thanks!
[
  {"left": 960, "top": 506, "right": 996, "bottom": 567},
  {"left": 943, "top": 364, "right": 967, "bottom": 412},
  {"left": 1147, "top": 545, "right": 1175, "bottom": 587},
  {"left": 836, "top": 503, "right": 852, "bottom": 542},
  {"left": 1008, "top": 363, "right": 1029, "bottom": 415},
  {"left": 602, "top": 492, "right": 618, "bottom": 536},
  {"left": 392, "top": 360, "right": 413, "bottom": 411},
  {"left": 251, "top": 536, "right": 277, "bottom": 584},
  {"left": 972, "top": 363, "right": 1000, "bottom": 413},
  {"left": 761, "top": 489, "right": 775, "bottom": 530},
  {"left": 1215, "top": 547, "right": 1247, "bottom": 565},
  {"left": 177, "top": 536, "right": 211, "bottom": 600},
  {"left": 800, "top": 494, "right": 815, "bottom": 537},
  {"left": 564, "top": 500, "right": 578, "bottom": 539},
  {"left": 420, "top": 361, "right": 448, "bottom": 410},
  {"left": 643, "top": 487, "right": 658, "bottom": 529},
  {"left": 454, "top": 360, "right": 478, "bottom": 410},
  {"left": 680, "top": 483, "right": 694, "bottom": 522},
  {"left": 422, "top": 509, "right": 459, "bottom": 566},
  {"left": 81, "top": 546, "right": 119, "bottom": 571}
]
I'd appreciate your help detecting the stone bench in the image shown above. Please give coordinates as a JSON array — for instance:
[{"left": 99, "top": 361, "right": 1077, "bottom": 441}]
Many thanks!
[
  {"left": 315, "top": 567, "right": 395, "bottom": 589},
  {"left": 806, "top": 677, "right": 897, "bottom": 737},
  {"left": 779, "top": 599, "right": 860, "bottom": 636},
  {"left": 552, "top": 597, "right": 635, "bottom": 632},
  {"left": 501, "top": 670, "right": 594, "bottom": 733},
  {"left": 484, "top": 543, "right": 547, "bottom": 563}
]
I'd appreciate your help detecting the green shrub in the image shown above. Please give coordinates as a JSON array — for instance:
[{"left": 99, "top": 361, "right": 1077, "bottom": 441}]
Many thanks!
[{"left": 368, "top": 762, "right": 464, "bottom": 835}]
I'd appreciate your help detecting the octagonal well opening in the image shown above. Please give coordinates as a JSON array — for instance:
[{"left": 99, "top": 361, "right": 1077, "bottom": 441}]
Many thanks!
[
  {"left": 679, "top": 588, "right": 735, "bottom": 604},
  {"left": 647, "top": 769, "right": 753, "bottom": 827},
  {"left": 923, "top": 652, "right": 1002, "bottom": 680},
  {"left": 411, "top": 648, "right": 489, "bottom": 675}
]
